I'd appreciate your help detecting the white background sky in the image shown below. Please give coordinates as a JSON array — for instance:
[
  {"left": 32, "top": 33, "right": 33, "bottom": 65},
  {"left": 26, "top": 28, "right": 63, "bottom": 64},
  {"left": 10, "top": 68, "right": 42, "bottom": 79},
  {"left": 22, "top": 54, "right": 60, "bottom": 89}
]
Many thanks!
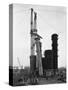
[{"left": 13, "top": 4, "right": 66, "bottom": 68}]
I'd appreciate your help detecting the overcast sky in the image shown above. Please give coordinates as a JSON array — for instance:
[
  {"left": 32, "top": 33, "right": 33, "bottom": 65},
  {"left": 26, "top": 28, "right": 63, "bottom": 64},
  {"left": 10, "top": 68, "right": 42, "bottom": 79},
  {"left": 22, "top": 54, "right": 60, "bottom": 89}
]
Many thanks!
[{"left": 13, "top": 4, "right": 66, "bottom": 68}]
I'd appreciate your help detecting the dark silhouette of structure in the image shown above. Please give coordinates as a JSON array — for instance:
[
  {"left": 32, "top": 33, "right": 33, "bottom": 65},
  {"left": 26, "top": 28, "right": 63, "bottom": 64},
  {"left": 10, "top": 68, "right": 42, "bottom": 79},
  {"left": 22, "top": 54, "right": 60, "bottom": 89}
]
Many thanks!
[
  {"left": 45, "top": 50, "right": 53, "bottom": 69},
  {"left": 42, "top": 34, "right": 58, "bottom": 73},
  {"left": 42, "top": 50, "right": 53, "bottom": 73},
  {"left": 52, "top": 34, "right": 58, "bottom": 70}
]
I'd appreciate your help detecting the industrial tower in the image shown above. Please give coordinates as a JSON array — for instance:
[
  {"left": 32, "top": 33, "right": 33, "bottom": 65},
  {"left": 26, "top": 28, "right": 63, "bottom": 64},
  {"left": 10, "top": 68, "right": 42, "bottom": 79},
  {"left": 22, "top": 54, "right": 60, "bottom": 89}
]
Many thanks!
[
  {"left": 30, "top": 8, "right": 43, "bottom": 76},
  {"left": 52, "top": 34, "right": 58, "bottom": 70}
]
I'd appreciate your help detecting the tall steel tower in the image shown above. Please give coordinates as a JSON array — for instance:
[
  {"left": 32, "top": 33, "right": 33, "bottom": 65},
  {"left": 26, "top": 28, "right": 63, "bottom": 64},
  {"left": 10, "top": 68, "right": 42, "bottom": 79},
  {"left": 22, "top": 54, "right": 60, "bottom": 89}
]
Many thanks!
[{"left": 30, "top": 8, "right": 43, "bottom": 76}]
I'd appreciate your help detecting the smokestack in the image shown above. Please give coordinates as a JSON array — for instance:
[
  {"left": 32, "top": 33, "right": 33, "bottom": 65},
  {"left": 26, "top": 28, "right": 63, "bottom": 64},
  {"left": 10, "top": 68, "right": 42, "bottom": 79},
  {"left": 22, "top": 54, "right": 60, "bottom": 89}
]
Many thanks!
[{"left": 52, "top": 34, "right": 58, "bottom": 69}]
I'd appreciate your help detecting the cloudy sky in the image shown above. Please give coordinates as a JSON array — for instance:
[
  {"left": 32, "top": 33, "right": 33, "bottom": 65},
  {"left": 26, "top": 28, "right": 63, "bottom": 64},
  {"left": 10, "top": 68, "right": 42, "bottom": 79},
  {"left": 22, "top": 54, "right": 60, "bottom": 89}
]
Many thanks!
[{"left": 13, "top": 4, "right": 66, "bottom": 68}]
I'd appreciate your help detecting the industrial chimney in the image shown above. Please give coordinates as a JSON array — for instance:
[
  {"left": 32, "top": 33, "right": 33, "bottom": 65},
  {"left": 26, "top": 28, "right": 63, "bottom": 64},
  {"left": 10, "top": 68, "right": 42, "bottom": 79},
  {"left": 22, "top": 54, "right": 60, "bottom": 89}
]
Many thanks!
[{"left": 52, "top": 34, "right": 58, "bottom": 70}]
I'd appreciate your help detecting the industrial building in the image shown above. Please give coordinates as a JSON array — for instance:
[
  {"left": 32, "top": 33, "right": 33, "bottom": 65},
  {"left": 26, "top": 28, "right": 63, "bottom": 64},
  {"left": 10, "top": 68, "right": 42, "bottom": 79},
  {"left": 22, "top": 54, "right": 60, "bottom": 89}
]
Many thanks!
[
  {"left": 42, "top": 50, "right": 53, "bottom": 72},
  {"left": 42, "top": 34, "right": 58, "bottom": 75},
  {"left": 30, "top": 8, "right": 58, "bottom": 76}
]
